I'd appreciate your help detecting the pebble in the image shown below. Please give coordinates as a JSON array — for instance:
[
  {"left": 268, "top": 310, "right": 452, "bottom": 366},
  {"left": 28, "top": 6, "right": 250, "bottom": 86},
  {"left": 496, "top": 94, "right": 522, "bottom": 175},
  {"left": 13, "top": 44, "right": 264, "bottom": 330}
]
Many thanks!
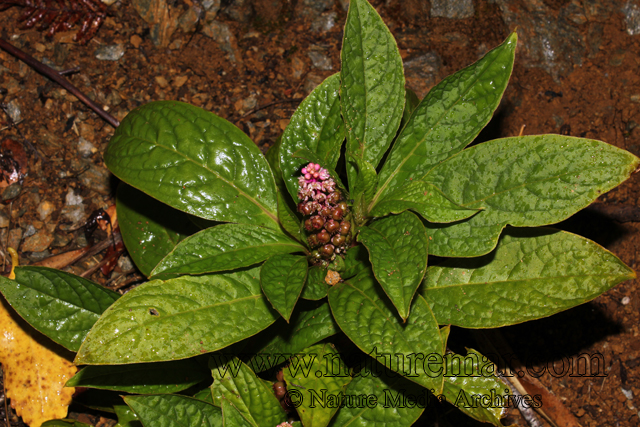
[
  {"left": 66, "top": 188, "right": 83, "bottom": 206},
  {"left": 307, "top": 50, "right": 333, "bottom": 71},
  {"left": 296, "top": 0, "right": 334, "bottom": 18},
  {"left": 621, "top": 387, "right": 633, "bottom": 400},
  {"left": 5, "top": 99, "right": 22, "bottom": 123},
  {"left": 37, "top": 200, "right": 56, "bottom": 221},
  {"left": 8, "top": 228, "right": 22, "bottom": 250},
  {"left": 431, "top": 0, "right": 474, "bottom": 19},
  {"left": 2, "top": 184, "right": 22, "bottom": 201},
  {"left": 202, "top": 0, "right": 220, "bottom": 12},
  {"left": 51, "top": 232, "right": 72, "bottom": 248},
  {"left": 78, "top": 164, "right": 113, "bottom": 195},
  {"left": 621, "top": 296, "right": 631, "bottom": 305},
  {"left": 155, "top": 76, "right": 169, "bottom": 88},
  {"left": 173, "top": 75, "right": 189, "bottom": 88},
  {"left": 223, "top": 0, "right": 254, "bottom": 23},
  {"left": 0, "top": 207, "right": 9, "bottom": 228},
  {"left": 291, "top": 56, "right": 305, "bottom": 80},
  {"left": 622, "top": 1, "right": 640, "bottom": 36},
  {"left": 28, "top": 250, "right": 51, "bottom": 262},
  {"left": 404, "top": 51, "right": 442, "bottom": 96},
  {"left": 23, "top": 224, "right": 37, "bottom": 238},
  {"left": 311, "top": 11, "right": 337, "bottom": 33},
  {"left": 78, "top": 137, "right": 97, "bottom": 158},
  {"left": 201, "top": 20, "right": 242, "bottom": 64},
  {"left": 61, "top": 205, "right": 86, "bottom": 229},
  {"left": 95, "top": 44, "right": 126, "bottom": 61},
  {"left": 179, "top": 7, "right": 200, "bottom": 33},
  {"left": 22, "top": 229, "right": 54, "bottom": 252},
  {"left": 118, "top": 254, "right": 135, "bottom": 272},
  {"left": 304, "top": 73, "right": 325, "bottom": 94},
  {"left": 130, "top": 34, "right": 143, "bottom": 48}
]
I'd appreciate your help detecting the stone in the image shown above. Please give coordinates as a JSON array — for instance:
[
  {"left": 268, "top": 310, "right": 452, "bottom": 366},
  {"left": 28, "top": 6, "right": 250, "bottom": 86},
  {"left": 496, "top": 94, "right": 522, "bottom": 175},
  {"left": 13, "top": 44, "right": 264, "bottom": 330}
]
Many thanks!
[
  {"left": 0, "top": 207, "right": 9, "bottom": 228},
  {"left": 66, "top": 188, "right": 83, "bottom": 206},
  {"left": 2, "top": 184, "right": 21, "bottom": 201},
  {"left": 291, "top": 56, "right": 306, "bottom": 80},
  {"left": 178, "top": 7, "right": 200, "bottom": 33},
  {"left": 311, "top": 11, "right": 337, "bottom": 33},
  {"left": 403, "top": 51, "right": 442, "bottom": 97},
  {"left": 61, "top": 205, "right": 86, "bottom": 229},
  {"left": 78, "top": 164, "right": 113, "bottom": 195},
  {"left": 304, "top": 73, "right": 325, "bottom": 94},
  {"left": 23, "top": 224, "right": 37, "bottom": 238},
  {"left": 173, "top": 75, "right": 189, "bottom": 88},
  {"left": 296, "top": 0, "right": 334, "bottom": 18},
  {"left": 130, "top": 34, "right": 143, "bottom": 48},
  {"left": 202, "top": 20, "right": 242, "bottom": 64},
  {"left": 202, "top": 0, "right": 220, "bottom": 12},
  {"left": 4, "top": 99, "right": 21, "bottom": 123},
  {"left": 95, "top": 44, "right": 126, "bottom": 61},
  {"left": 118, "top": 254, "right": 135, "bottom": 272},
  {"left": 155, "top": 76, "right": 169, "bottom": 88},
  {"left": 8, "top": 228, "right": 22, "bottom": 250},
  {"left": 21, "top": 229, "right": 54, "bottom": 252},
  {"left": 37, "top": 200, "right": 56, "bottom": 221},
  {"left": 223, "top": 0, "right": 254, "bottom": 23},
  {"left": 622, "top": 1, "right": 640, "bottom": 36},
  {"left": 307, "top": 50, "right": 333, "bottom": 71},
  {"left": 78, "top": 137, "right": 97, "bottom": 158},
  {"left": 431, "top": 0, "right": 474, "bottom": 19},
  {"left": 51, "top": 232, "right": 72, "bottom": 248}
]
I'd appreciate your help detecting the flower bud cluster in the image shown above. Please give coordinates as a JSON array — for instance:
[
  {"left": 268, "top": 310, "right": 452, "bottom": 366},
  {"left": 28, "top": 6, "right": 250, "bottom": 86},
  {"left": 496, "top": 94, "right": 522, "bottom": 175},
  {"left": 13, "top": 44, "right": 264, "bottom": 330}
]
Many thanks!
[
  {"left": 273, "top": 370, "right": 292, "bottom": 412},
  {"left": 297, "top": 162, "right": 352, "bottom": 264}
]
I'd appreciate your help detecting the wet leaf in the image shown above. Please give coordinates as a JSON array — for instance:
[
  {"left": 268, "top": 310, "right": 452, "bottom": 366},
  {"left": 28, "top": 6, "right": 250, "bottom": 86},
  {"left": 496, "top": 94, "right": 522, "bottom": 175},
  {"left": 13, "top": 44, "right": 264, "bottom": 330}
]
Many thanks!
[
  {"left": 260, "top": 254, "right": 308, "bottom": 321},
  {"left": 124, "top": 394, "right": 222, "bottom": 427},
  {"left": 301, "top": 266, "right": 328, "bottom": 300}
]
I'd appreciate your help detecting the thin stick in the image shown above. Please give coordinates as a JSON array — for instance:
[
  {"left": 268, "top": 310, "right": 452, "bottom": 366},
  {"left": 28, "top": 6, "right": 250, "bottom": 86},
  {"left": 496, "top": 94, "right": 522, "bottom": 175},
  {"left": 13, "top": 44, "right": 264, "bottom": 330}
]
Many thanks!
[{"left": 0, "top": 38, "right": 120, "bottom": 128}]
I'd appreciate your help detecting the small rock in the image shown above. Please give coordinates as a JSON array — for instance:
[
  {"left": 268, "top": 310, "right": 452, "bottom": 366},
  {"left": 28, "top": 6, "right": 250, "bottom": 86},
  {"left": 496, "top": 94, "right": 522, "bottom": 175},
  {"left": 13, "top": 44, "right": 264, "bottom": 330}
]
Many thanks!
[
  {"left": 173, "top": 75, "right": 189, "bottom": 88},
  {"left": 311, "top": 11, "right": 337, "bottom": 33},
  {"left": 621, "top": 387, "right": 633, "bottom": 400},
  {"left": 291, "top": 56, "right": 306, "bottom": 80},
  {"left": 95, "top": 44, "right": 125, "bottom": 61},
  {"left": 130, "top": 34, "right": 143, "bottom": 48},
  {"left": 37, "top": 200, "right": 55, "bottom": 221},
  {"left": 178, "top": 7, "right": 200, "bottom": 33},
  {"left": 61, "top": 205, "right": 86, "bottom": 229},
  {"left": 28, "top": 250, "right": 51, "bottom": 262},
  {"left": 23, "top": 224, "right": 37, "bottom": 238},
  {"left": 0, "top": 208, "right": 9, "bottom": 228},
  {"left": 223, "top": 0, "right": 254, "bottom": 23},
  {"left": 118, "top": 254, "right": 135, "bottom": 272},
  {"left": 201, "top": 20, "right": 242, "bottom": 65},
  {"left": 34, "top": 42, "right": 46, "bottom": 53},
  {"left": 5, "top": 99, "right": 21, "bottom": 123},
  {"left": 66, "top": 188, "right": 83, "bottom": 206},
  {"left": 22, "top": 229, "right": 54, "bottom": 252},
  {"left": 2, "top": 184, "right": 22, "bottom": 201},
  {"left": 155, "top": 76, "right": 169, "bottom": 88},
  {"left": 630, "top": 94, "right": 640, "bottom": 103},
  {"left": 78, "top": 164, "right": 113, "bottom": 195},
  {"left": 308, "top": 50, "right": 333, "bottom": 71},
  {"left": 431, "top": 0, "right": 474, "bottom": 19},
  {"left": 622, "top": 1, "right": 640, "bottom": 35},
  {"left": 51, "top": 232, "right": 72, "bottom": 248},
  {"left": 621, "top": 296, "right": 631, "bottom": 305},
  {"left": 7, "top": 228, "right": 22, "bottom": 250},
  {"left": 338, "top": 0, "right": 349, "bottom": 11},
  {"left": 202, "top": 0, "right": 220, "bottom": 12},
  {"left": 304, "top": 73, "right": 325, "bottom": 94},
  {"left": 78, "top": 137, "right": 97, "bottom": 158},
  {"left": 296, "top": 0, "right": 334, "bottom": 18},
  {"left": 404, "top": 51, "right": 442, "bottom": 97}
]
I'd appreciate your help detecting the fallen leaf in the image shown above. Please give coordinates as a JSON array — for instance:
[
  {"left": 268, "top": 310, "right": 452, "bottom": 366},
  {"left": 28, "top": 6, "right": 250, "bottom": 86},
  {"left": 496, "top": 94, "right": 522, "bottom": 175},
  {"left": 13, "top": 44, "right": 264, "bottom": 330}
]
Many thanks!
[{"left": 0, "top": 297, "right": 76, "bottom": 427}]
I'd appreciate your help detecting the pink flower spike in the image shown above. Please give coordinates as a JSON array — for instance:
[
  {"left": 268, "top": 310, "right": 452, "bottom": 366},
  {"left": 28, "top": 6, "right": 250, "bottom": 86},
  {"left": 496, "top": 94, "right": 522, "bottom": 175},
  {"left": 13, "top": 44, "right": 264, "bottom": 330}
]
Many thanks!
[
  {"left": 314, "top": 163, "right": 321, "bottom": 171},
  {"left": 301, "top": 167, "right": 308, "bottom": 174},
  {"left": 305, "top": 173, "right": 311, "bottom": 180}
]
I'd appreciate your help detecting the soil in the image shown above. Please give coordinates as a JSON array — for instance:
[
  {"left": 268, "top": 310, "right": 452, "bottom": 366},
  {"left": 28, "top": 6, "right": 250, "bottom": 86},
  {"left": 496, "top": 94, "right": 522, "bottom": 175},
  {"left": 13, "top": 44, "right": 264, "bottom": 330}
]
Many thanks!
[{"left": 0, "top": 0, "right": 639, "bottom": 426}]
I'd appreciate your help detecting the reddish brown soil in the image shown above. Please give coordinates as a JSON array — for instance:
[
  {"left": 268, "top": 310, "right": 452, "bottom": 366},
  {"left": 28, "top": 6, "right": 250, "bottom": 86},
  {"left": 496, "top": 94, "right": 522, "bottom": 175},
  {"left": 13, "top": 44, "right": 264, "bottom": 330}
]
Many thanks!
[{"left": 0, "top": 0, "right": 639, "bottom": 426}]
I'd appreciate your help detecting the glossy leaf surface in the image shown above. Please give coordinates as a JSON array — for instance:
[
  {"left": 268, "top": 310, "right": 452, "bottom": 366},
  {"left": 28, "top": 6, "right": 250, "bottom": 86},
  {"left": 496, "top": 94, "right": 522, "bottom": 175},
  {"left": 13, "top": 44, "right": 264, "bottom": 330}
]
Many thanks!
[
  {"left": 424, "top": 135, "right": 640, "bottom": 256},
  {"left": 341, "top": 0, "right": 405, "bottom": 183},
  {"left": 328, "top": 269, "right": 444, "bottom": 392},
  {"left": 76, "top": 267, "right": 278, "bottom": 364},
  {"left": 150, "top": 224, "right": 304, "bottom": 278},
  {"left": 369, "top": 180, "right": 478, "bottom": 223},
  {"left": 283, "top": 343, "right": 351, "bottom": 427},
  {"left": 117, "top": 183, "right": 197, "bottom": 277},
  {"left": 248, "top": 301, "right": 338, "bottom": 373},
  {"left": 280, "top": 74, "right": 345, "bottom": 202},
  {"left": 301, "top": 266, "right": 328, "bottom": 300},
  {"left": 421, "top": 228, "right": 636, "bottom": 327},
  {"left": 66, "top": 359, "right": 210, "bottom": 394},
  {"left": 209, "top": 356, "right": 286, "bottom": 427},
  {"left": 277, "top": 191, "right": 303, "bottom": 243},
  {"left": 105, "top": 101, "right": 279, "bottom": 228},
  {"left": 221, "top": 399, "right": 253, "bottom": 427},
  {"left": 260, "top": 254, "right": 308, "bottom": 322},
  {"left": 357, "top": 212, "right": 428, "bottom": 320},
  {"left": 0, "top": 267, "right": 119, "bottom": 352},
  {"left": 328, "top": 369, "right": 426, "bottom": 427},
  {"left": 373, "top": 33, "right": 517, "bottom": 206},
  {"left": 124, "top": 394, "right": 222, "bottom": 427},
  {"left": 442, "top": 350, "right": 504, "bottom": 426}
]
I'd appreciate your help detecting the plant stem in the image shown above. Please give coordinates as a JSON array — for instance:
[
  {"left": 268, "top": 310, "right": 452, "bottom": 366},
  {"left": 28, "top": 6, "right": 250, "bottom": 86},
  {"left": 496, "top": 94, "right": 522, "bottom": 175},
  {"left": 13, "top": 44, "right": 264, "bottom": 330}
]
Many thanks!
[{"left": 0, "top": 37, "right": 120, "bottom": 128}]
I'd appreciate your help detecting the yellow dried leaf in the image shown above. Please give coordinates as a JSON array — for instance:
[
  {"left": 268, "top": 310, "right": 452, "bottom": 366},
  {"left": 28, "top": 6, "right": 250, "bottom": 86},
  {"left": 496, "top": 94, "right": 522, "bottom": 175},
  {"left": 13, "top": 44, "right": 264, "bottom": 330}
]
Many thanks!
[{"left": 0, "top": 298, "right": 76, "bottom": 427}]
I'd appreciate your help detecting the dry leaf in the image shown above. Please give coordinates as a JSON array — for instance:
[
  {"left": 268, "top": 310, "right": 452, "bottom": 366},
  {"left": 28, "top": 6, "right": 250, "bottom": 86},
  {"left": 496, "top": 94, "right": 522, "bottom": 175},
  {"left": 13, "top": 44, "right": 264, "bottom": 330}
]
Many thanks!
[{"left": 0, "top": 298, "right": 76, "bottom": 427}]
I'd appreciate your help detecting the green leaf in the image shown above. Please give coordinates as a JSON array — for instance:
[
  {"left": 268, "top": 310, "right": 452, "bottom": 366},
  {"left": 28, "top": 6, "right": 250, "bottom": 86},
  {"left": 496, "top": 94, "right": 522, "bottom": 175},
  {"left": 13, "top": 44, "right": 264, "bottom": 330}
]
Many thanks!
[
  {"left": 114, "top": 405, "right": 142, "bottom": 427},
  {"left": 301, "top": 266, "right": 329, "bottom": 300},
  {"left": 283, "top": 343, "right": 352, "bottom": 427},
  {"left": 342, "top": 245, "right": 370, "bottom": 280},
  {"left": 105, "top": 100, "right": 279, "bottom": 229},
  {"left": 221, "top": 399, "right": 254, "bottom": 427},
  {"left": 442, "top": 350, "right": 504, "bottom": 426},
  {"left": 260, "top": 254, "right": 308, "bottom": 322},
  {"left": 265, "top": 135, "right": 284, "bottom": 189},
  {"left": 124, "top": 394, "right": 222, "bottom": 427},
  {"left": 150, "top": 224, "right": 304, "bottom": 278},
  {"left": 280, "top": 74, "right": 345, "bottom": 202},
  {"left": 247, "top": 301, "right": 338, "bottom": 373},
  {"left": 193, "top": 387, "right": 215, "bottom": 404},
  {"left": 421, "top": 228, "right": 636, "bottom": 328},
  {"left": 373, "top": 33, "right": 517, "bottom": 206},
  {"left": 341, "top": 0, "right": 405, "bottom": 185},
  {"left": 423, "top": 135, "right": 640, "bottom": 256},
  {"left": 42, "top": 420, "right": 92, "bottom": 427},
  {"left": 350, "top": 156, "right": 378, "bottom": 223},
  {"left": 0, "top": 267, "right": 119, "bottom": 352},
  {"left": 117, "top": 183, "right": 198, "bottom": 277},
  {"left": 66, "top": 359, "right": 210, "bottom": 393},
  {"left": 400, "top": 87, "right": 420, "bottom": 129},
  {"left": 277, "top": 191, "right": 303, "bottom": 244},
  {"left": 209, "top": 356, "right": 286, "bottom": 427},
  {"left": 357, "top": 212, "right": 428, "bottom": 320},
  {"left": 328, "top": 269, "right": 444, "bottom": 392},
  {"left": 75, "top": 267, "right": 279, "bottom": 364},
  {"left": 328, "top": 369, "right": 426, "bottom": 427},
  {"left": 369, "top": 180, "right": 478, "bottom": 223}
]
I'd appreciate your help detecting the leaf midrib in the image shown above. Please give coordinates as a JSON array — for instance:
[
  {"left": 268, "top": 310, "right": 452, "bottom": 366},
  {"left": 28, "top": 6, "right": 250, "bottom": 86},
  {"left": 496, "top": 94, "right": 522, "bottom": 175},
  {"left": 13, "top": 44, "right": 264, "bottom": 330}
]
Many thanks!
[
  {"left": 427, "top": 272, "right": 632, "bottom": 290},
  {"left": 120, "top": 134, "right": 278, "bottom": 225}
]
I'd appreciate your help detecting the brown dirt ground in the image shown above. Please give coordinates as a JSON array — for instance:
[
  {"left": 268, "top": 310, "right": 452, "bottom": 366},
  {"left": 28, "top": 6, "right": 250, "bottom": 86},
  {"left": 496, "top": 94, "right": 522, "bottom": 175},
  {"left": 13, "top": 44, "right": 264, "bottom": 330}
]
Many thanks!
[{"left": 0, "top": 0, "right": 639, "bottom": 426}]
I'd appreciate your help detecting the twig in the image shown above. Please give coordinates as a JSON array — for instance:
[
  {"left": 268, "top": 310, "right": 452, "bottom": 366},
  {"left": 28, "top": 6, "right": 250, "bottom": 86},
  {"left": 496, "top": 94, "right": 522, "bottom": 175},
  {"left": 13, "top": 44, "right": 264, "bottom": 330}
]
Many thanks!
[
  {"left": 0, "top": 38, "right": 119, "bottom": 128},
  {"left": 233, "top": 98, "right": 303, "bottom": 124},
  {"left": 502, "top": 376, "right": 545, "bottom": 427},
  {"left": 112, "top": 273, "right": 144, "bottom": 291}
]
